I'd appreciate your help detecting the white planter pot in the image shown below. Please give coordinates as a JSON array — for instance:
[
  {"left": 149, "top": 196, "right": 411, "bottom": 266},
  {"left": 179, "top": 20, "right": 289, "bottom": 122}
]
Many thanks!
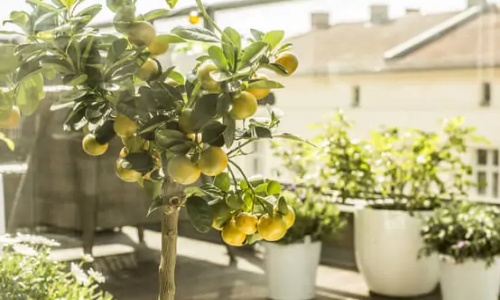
[
  {"left": 440, "top": 257, "right": 500, "bottom": 300},
  {"left": 354, "top": 208, "right": 439, "bottom": 297},
  {"left": 264, "top": 239, "right": 322, "bottom": 300}
]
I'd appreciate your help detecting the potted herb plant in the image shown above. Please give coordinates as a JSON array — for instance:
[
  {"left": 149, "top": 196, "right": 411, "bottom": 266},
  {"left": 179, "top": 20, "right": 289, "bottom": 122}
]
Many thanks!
[
  {"left": 269, "top": 134, "right": 345, "bottom": 300},
  {"left": 0, "top": 234, "right": 112, "bottom": 299},
  {"left": 263, "top": 188, "right": 345, "bottom": 300},
  {"left": 420, "top": 202, "right": 500, "bottom": 300},
  {"left": 355, "top": 117, "right": 478, "bottom": 297}
]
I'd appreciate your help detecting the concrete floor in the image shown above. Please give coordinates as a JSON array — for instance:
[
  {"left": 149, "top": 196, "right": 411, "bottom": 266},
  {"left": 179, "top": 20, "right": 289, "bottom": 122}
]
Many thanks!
[{"left": 75, "top": 227, "right": 441, "bottom": 300}]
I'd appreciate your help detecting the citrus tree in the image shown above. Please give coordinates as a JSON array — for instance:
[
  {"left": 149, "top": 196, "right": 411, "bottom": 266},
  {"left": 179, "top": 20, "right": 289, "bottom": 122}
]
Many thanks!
[{"left": 0, "top": 0, "right": 300, "bottom": 299}]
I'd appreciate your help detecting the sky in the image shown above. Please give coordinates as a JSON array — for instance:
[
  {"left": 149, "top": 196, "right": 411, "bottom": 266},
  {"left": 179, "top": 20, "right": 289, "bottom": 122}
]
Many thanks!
[{"left": 0, "top": 0, "right": 498, "bottom": 37}]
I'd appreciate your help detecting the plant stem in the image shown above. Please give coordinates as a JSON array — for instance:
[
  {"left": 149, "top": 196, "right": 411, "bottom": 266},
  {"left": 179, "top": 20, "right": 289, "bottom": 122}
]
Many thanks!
[
  {"left": 227, "top": 139, "right": 255, "bottom": 156},
  {"left": 158, "top": 178, "right": 185, "bottom": 300},
  {"left": 194, "top": 0, "right": 231, "bottom": 42}
]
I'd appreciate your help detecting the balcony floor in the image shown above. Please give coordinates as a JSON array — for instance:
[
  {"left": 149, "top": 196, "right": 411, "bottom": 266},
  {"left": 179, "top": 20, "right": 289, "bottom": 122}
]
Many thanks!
[{"left": 83, "top": 227, "right": 442, "bottom": 300}]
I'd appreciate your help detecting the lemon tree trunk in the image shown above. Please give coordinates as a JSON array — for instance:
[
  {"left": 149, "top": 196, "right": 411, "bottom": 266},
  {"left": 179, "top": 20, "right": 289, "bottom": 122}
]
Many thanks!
[{"left": 158, "top": 179, "right": 184, "bottom": 300}]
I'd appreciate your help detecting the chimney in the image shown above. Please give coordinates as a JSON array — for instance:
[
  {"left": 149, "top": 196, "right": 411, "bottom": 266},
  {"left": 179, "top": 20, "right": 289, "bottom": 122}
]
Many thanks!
[
  {"left": 405, "top": 8, "right": 421, "bottom": 15},
  {"left": 311, "top": 12, "right": 330, "bottom": 30},
  {"left": 370, "top": 4, "right": 389, "bottom": 24},
  {"left": 467, "top": 0, "right": 487, "bottom": 8}
]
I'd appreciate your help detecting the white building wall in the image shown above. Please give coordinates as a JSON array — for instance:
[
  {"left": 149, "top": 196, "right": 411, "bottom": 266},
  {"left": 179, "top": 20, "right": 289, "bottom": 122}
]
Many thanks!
[{"left": 241, "top": 70, "right": 500, "bottom": 201}]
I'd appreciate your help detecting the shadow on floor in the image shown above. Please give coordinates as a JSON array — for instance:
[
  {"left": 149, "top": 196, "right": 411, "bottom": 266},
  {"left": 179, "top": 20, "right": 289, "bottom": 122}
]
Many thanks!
[{"left": 104, "top": 248, "right": 358, "bottom": 300}]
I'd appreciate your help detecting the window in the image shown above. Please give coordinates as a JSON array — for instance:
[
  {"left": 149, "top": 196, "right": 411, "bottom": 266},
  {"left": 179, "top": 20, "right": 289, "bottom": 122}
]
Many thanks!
[
  {"left": 480, "top": 82, "right": 491, "bottom": 107},
  {"left": 249, "top": 141, "right": 265, "bottom": 175},
  {"left": 474, "top": 148, "right": 500, "bottom": 199},
  {"left": 351, "top": 85, "right": 360, "bottom": 108}
]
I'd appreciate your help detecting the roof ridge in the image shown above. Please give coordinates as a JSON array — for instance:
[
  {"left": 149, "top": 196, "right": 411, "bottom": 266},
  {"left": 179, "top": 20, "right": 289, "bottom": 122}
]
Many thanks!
[{"left": 384, "top": 5, "right": 486, "bottom": 60}]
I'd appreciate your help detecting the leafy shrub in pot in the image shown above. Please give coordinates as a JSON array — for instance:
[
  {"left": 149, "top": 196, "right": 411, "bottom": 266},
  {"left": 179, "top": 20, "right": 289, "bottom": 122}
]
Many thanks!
[
  {"left": 270, "top": 123, "right": 345, "bottom": 300},
  {"left": 420, "top": 202, "right": 500, "bottom": 300}
]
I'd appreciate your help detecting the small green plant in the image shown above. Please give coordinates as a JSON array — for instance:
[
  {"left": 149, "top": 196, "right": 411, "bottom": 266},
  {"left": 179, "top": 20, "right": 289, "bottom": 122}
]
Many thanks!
[
  {"left": 0, "top": 234, "right": 112, "bottom": 300},
  {"left": 278, "top": 188, "right": 345, "bottom": 244},
  {"left": 420, "top": 202, "right": 500, "bottom": 266},
  {"left": 369, "top": 117, "right": 479, "bottom": 211},
  {"left": 273, "top": 110, "right": 376, "bottom": 202},
  {"left": 271, "top": 112, "right": 349, "bottom": 244},
  {"left": 313, "top": 111, "right": 376, "bottom": 201}
]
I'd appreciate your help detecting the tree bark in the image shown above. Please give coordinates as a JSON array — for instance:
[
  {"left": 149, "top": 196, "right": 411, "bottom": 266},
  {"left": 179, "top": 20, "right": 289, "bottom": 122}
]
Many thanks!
[{"left": 158, "top": 178, "right": 184, "bottom": 300}]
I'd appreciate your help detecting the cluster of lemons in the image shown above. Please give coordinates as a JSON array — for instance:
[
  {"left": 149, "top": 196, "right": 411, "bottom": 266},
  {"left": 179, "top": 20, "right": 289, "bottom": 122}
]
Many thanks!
[
  {"left": 212, "top": 201, "right": 296, "bottom": 247},
  {"left": 82, "top": 113, "right": 152, "bottom": 184}
]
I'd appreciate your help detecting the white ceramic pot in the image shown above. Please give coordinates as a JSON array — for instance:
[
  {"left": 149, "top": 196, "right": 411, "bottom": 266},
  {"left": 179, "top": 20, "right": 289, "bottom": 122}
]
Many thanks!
[
  {"left": 440, "top": 257, "right": 500, "bottom": 300},
  {"left": 264, "top": 238, "right": 322, "bottom": 300},
  {"left": 354, "top": 207, "right": 439, "bottom": 297}
]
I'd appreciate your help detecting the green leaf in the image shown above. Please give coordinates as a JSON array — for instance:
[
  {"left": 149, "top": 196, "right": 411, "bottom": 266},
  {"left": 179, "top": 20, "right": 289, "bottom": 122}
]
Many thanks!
[
  {"left": 255, "top": 183, "right": 268, "bottom": 194},
  {"left": 277, "top": 196, "right": 289, "bottom": 215},
  {"left": 240, "top": 41, "right": 268, "bottom": 68},
  {"left": 0, "top": 45, "right": 20, "bottom": 74},
  {"left": 250, "top": 29, "right": 264, "bottom": 41},
  {"left": 0, "top": 30, "right": 23, "bottom": 35},
  {"left": 274, "top": 133, "right": 315, "bottom": 146},
  {"left": 263, "top": 30, "right": 285, "bottom": 50},
  {"left": 122, "top": 136, "right": 147, "bottom": 152},
  {"left": 172, "top": 26, "right": 220, "bottom": 43},
  {"left": 208, "top": 46, "right": 228, "bottom": 71},
  {"left": 107, "top": 0, "right": 134, "bottom": 12},
  {"left": 107, "top": 38, "right": 129, "bottom": 63},
  {"left": 202, "top": 121, "right": 226, "bottom": 147},
  {"left": 223, "top": 27, "right": 241, "bottom": 49},
  {"left": 66, "top": 74, "right": 88, "bottom": 86},
  {"left": 142, "top": 9, "right": 169, "bottom": 21},
  {"left": 216, "top": 94, "right": 231, "bottom": 115},
  {"left": 77, "top": 4, "right": 102, "bottom": 18},
  {"left": 26, "top": 0, "right": 58, "bottom": 11},
  {"left": 191, "top": 94, "right": 218, "bottom": 130},
  {"left": 166, "top": 0, "right": 179, "bottom": 9},
  {"left": 61, "top": 0, "right": 76, "bottom": 8},
  {"left": 143, "top": 179, "right": 163, "bottom": 200},
  {"left": 267, "top": 180, "right": 282, "bottom": 195},
  {"left": 253, "top": 126, "right": 272, "bottom": 138},
  {"left": 223, "top": 115, "right": 236, "bottom": 148},
  {"left": 222, "top": 28, "right": 240, "bottom": 70},
  {"left": 167, "top": 70, "right": 185, "bottom": 84},
  {"left": 226, "top": 194, "right": 243, "bottom": 210},
  {"left": 10, "top": 11, "right": 30, "bottom": 28},
  {"left": 0, "top": 133, "right": 15, "bottom": 151},
  {"left": 155, "top": 129, "right": 188, "bottom": 149},
  {"left": 155, "top": 34, "right": 186, "bottom": 44},
  {"left": 147, "top": 196, "right": 164, "bottom": 217},
  {"left": 248, "top": 80, "right": 284, "bottom": 89},
  {"left": 277, "top": 42, "right": 293, "bottom": 53},
  {"left": 185, "top": 186, "right": 205, "bottom": 197},
  {"left": 123, "top": 151, "right": 155, "bottom": 173},
  {"left": 54, "top": 89, "right": 88, "bottom": 106},
  {"left": 214, "top": 173, "right": 231, "bottom": 192},
  {"left": 263, "top": 63, "right": 289, "bottom": 75},
  {"left": 186, "top": 196, "right": 212, "bottom": 233},
  {"left": 16, "top": 72, "right": 45, "bottom": 116}
]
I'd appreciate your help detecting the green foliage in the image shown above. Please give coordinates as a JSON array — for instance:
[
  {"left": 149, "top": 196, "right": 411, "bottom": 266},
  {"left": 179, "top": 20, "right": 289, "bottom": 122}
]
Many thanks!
[
  {"left": 274, "top": 110, "right": 480, "bottom": 213},
  {"left": 0, "top": 0, "right": 302, "bottom": 240},
  {"left": 271, "top": 112, "right": 350, "bottom": 244},
  {"left": 369, "top": 116, "right": 478, "bottom": 211},
  {"left": 313, "top": 111, "right": 376, "bottom": 201},
  {"left": 0, "top": 234, "right": 112, "bottom": 300},
  {"left": 278, "top": 189, "right": 345, "bottom": 245},
  {"left": 420, "top": 202, "right": 500, "bottom": 267}
]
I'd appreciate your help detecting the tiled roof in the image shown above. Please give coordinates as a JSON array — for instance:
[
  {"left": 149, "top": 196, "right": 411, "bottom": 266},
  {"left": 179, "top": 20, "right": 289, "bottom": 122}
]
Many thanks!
[
  {"left": 289, "top": 7, "right": 500, "bottom": 74},
  {"left": 391, "top": 10, "right": 500, "bottom": 71}
]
